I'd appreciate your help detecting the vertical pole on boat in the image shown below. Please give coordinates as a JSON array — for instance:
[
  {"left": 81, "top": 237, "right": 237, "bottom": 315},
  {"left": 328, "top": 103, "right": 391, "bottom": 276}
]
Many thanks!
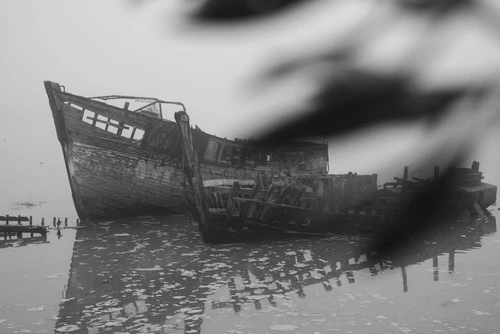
[
  {"left": 471, "top": 161, "right": 479, "bottom": 172},
  {"left": 402, "top": 166, "right": 409, "bottom": 194},
  {"left": 433, "top": 165, "right": 440, "bottom": 180},
  {"left": 174, "top": 111, "right": 213, "bottom": 243}
]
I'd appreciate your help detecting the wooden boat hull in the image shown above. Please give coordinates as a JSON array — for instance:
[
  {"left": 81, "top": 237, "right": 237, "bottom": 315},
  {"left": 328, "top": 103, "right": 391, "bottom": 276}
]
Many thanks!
[
  {"left": 175, "top": 111, "right": 498, "bottom": 244},
  {"left": 45, "top": 82, "right": 191, "bottom": 220},
  {"left": 175, "top": 111, "right": 383, "bottom": 243},
  {"left": 64, "top": 141, "right": 187, "bottom": 219}
]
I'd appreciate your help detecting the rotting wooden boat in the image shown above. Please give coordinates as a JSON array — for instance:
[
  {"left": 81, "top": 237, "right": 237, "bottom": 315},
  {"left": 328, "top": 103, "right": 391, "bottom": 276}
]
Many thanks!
[
  {"left": 377, "top": 162, "right": 497, "bottom": 220},
  {"left": 175, "top": 111, "right": 497, "bottom": 244},
  {"left": 45, "top": 81, "right": 330, "bottom": 220},
  {"left": 175, "top": 111, "right": 380, "bottom": 243}
]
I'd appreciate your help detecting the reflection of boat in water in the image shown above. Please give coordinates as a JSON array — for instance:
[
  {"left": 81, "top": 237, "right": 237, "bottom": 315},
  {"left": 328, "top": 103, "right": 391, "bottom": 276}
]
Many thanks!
[
  {"left": 55, "top": 214, "right": 496, "bottom": 332},
  {"left": 209, "top": 215, "right": 497, "bottom": 312},
  {"left": 44, "top": 82, "right": 331, "bottom": 221}
]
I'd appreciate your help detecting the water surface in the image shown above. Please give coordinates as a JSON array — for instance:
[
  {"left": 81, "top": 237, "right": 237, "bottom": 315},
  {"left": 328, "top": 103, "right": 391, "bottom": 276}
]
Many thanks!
[{"left": 2, "top": 209, "right": 499, "bottom": 333}]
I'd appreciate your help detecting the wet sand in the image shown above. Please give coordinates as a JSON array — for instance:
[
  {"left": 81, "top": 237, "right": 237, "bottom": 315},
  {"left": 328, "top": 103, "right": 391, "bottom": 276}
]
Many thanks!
[{"left": 1, "top": 208, "right": 499, "bottom": 333}]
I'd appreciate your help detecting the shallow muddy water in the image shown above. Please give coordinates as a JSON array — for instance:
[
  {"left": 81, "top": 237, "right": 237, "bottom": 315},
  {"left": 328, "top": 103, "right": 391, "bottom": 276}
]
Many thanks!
[{"left": 1, "top": 205, "right": 500, "bottom": 334}]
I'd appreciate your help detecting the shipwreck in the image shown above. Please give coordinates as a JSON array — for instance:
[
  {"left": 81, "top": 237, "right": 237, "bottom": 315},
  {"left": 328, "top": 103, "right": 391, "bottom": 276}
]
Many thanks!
[
  {"left": 175, "top": 111, "right": 497, "bottom": 243},
  {"left": 44, "top": 81, "right": 337, "bottom": 221},
  {"left": 45, "top": 82, "right": 496, "bottom": 243}
]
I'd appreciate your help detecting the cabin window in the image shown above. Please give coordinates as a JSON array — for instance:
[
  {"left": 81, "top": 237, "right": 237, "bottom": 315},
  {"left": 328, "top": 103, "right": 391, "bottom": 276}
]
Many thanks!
[
  {"left": 203, "top": 140, "right": 220, "bottom": 161},
  {"left": 95, "top": 115, "right": 108, "bottom": 130},
  {"left": 82, "top": 110, "right": 95, "bottom": 125},
  {"left": 121, "top": 125, "right": 134, "bottom": 138},
  {"left": 137, "top": 104, "right": 161, "bottom": 118},
  {"left": 79, "top": 108, "right": 146, "bottom": 145},
  {"left": 219, "top": 145, "right": 232, "bottom": 163},
  {"left": 107, "top": 119, "right": 119, "bottom": 135},
  {"left": 214, "top": 143, "right": 222, "bottom": 161},
  {"left": 132, "top": 128, "right": 145, "bottom": 142},
  {"left": 69, "top": 103, "right": 84, "bottom": 111},
  {"left": 231, "top": 147, "right": 241, "bottom": 166}
]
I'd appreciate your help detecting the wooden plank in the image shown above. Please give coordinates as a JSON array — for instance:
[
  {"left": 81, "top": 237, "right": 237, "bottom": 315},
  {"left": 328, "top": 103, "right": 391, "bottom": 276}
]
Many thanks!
[
  {"left": 203, "top": 179, "right": 255, "bottom": 188},
  {"left": 175, "top": 111, "right": 214, "bottom": 243},
  {"left": 225, "top": 182, "right": 241, "bottom": 228},
  {"left": 0, "top": 215, "right": 29, "bottom": 222},
  {"left": 254, "top": 185, "right": 277, "bottom": 220},
  {"left": 234, "top": 198, "right": 310, "bottom": 211},
  {"left": 0, "top": 225, "right": 47, "bottom": 236},
  {"left": 472, "top": 201, "right": 485, "bottom": 217}
]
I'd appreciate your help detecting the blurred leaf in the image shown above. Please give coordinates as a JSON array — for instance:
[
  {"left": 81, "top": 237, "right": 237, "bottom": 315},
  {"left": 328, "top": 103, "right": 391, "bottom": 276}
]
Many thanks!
[{"left": 189, "top": 0, "right": 310, "bottom": 21}]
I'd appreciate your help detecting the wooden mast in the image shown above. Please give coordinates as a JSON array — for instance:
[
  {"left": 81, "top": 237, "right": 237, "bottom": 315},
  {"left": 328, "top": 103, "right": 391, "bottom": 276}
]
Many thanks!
[{"left": 174, "top": 111, "right": 214, "bottom": 243}]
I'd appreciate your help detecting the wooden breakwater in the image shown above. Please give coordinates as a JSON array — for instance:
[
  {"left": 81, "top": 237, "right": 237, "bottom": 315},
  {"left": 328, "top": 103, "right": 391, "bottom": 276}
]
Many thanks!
[
  {"left": 1, "top": 215, "right": 81, "bottom": 240},
  {"left": 1, "top": 215, "right": 46, "bottom": 239}
]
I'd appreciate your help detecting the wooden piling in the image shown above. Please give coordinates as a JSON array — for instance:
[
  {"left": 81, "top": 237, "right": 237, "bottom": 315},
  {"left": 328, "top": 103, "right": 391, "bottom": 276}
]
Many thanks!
[
  {"left": 41, "top": 218, "right": 45, "bottom": 226},
  {"left": 53, "top": 217, "right": 56, "bottom": 227},
  {"left": 175, "top": 111, "right": 213, "bottom": 243},
  {"left": 64, "top": 218, "right": 68, "bottom": 227},
  {"left": 448, "top": 249, "right": 455, "bottom": 273},
  {"left": 433, "top": 256, "right": 439, "bottom": 282},
  {"left": 1, "top": 214, "right": 29, "bottom": 239},
  {"left": 401, "top": 266, "right": 408, "bottom": 292},
  {"left": 0, "top": 224, "right": 47, "bottom": 237},
  {"left": 30, "top": 216, "right": 33, "bottom": 237}
]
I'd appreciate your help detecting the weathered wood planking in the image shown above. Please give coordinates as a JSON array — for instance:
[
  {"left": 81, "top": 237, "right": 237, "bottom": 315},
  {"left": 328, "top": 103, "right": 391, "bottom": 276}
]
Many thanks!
[
  {"left": 0, "top": 224, "right": 47, "bottom": 236},
  {"left": 68, "top": 142, "right": 189, "bottom": 219},
  {"left": 0, "top": 215, "right": 30, "bottom": 223}
]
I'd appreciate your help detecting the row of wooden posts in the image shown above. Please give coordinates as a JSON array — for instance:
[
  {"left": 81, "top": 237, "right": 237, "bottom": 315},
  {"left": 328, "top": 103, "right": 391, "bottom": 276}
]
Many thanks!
[
  {"left": 0, "top": 215, "right": 80, "bottom": 226},
  {"left": 0, "top": 215, "right": 81, "bottom": 239}
]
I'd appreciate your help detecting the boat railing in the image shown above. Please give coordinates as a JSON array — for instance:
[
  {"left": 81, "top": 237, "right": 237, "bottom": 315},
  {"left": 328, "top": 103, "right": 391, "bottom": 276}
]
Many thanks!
[{"left": 90, "top": 95, "right": 186, "bottom": 120}]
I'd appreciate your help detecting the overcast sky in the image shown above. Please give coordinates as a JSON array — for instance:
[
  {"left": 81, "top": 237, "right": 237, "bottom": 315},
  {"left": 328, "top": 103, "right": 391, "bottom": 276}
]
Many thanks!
[{"left": 1, "top": 0, "right": 499, "bottom": 208}]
